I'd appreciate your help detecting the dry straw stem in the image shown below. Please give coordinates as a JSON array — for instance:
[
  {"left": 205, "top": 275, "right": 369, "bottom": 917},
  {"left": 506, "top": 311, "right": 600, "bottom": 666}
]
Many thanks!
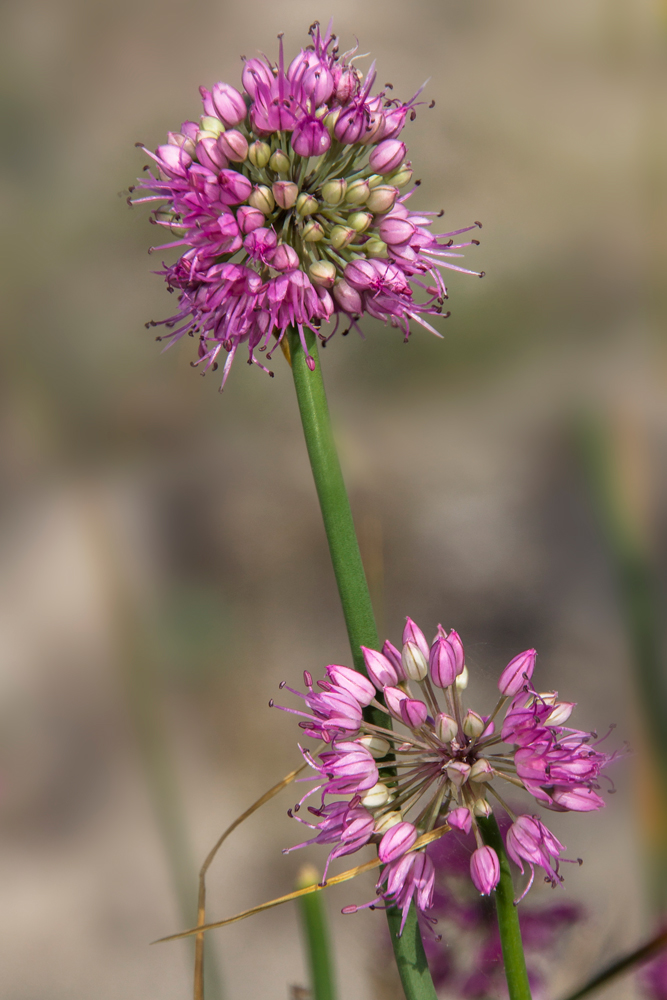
[
  {"left": 192, "top": 757, "right": 317, "bottom": 1000},
  {"left": 156, "top": 823, "right": 452, "bottom": 946}
]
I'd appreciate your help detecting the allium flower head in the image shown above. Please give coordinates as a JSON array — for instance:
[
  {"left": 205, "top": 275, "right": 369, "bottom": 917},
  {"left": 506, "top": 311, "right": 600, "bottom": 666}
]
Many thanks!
[
  {"left": 131, "top": 20, "right": 482, "bottom": 388},
  {"left": 274, "top": 620, "right": 617, "bottom": 931}
]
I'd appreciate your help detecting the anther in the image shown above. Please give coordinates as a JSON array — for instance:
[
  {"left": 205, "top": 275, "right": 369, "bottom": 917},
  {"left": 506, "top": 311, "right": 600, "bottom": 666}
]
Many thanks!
[
  {"left": 134, "top": 142, "right": 145, "bottom": 149},
  {"left": 410, "top": 110, "right": 417, "bottom": 121},
  {"left": 279, "top": 680, "right": 286, "bottom": 689},
  {"left": 437, "top": 209, "right": 444, "bottom": 217},
  {"left": 429, "top": 100, "right": 436, "bottom": 108},
  {"left": 414, "top": 179, "right": 422, "bottom": 186},
  {"left": 188, "top": 330, "right": 194, "bottom": 337},
  {"left": 479, "top": 271, "right": 486, "bottom": 278},
  {"left": 287, "top": 808, "right": 293, "bottom": 817},
  {"left": 268, "top": 699, "right": 274, "bottom": 707},
  {"left": 294, "top": 803, "right": 300, "bottom": 812},
  {"left": 269, "top": 371, "right": 275, "bottom": 377},
  {"left": 472, "top": 239, "right": 480, "bottom": 245},
  {"left": 475, "top": 220, "right": 483, "bottom": 228},
  {"left": 384, "top": 82, "right": 394, "bottom": 89},
  {"left": 446, "top": 239, "right": 453, "bottom": 246},
  {"left": 577, "top": 858, "right": 583, "bottom": 865},
  {"left": 212, "top": 362, "right": 218, "bottom": 371}
]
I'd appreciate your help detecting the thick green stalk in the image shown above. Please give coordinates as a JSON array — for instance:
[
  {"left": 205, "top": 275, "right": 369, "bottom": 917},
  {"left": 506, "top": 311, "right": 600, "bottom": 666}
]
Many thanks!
[
  {"left": 287, "top": 327, "right": 437, "bottom": 1000},
  {"left": 296, "top": 864, "right": 337, "bottom": 1000},
  {"left": 478, "top": 815, "right": 532, "bottom": 1000}
]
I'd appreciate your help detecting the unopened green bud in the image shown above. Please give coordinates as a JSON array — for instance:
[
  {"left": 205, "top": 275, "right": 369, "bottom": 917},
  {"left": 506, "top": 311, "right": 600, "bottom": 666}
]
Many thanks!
[
  {"left": 455, "top": 665, "right": 469, "bottom": 691},
  {"left": 388, "top": 165, "right": 413, "bottom": 188},
  {"left": 269, "top": 149, "right": 290, "bottom": 173},
  {"left": 302, "top": 220, "right": 325, "bottom": 242},
  {"left": 346, "top": 179, "right": 370, "bottom": 205},
  {"left": 348, "top": 211, "right": 372, "bottom": 233},
  {"left": 248, "top": 141, "right": 271, "bottom": 169},
  {"left": 373, "top": 811, "right": 403, "bottom": 835},
  {"left": 330, "top": 224, "right": 355, "bottom": 249},
  {"left": 321, "top": 178, "right": 347, "bottom": 206},
  {"left": 308, "top": 260, "right": 336, "bottom": 287},
  {"left": 367, "top": 174, "right": 384, "bottom": 188},
  {"left": 200, "top": 116, "right": 225, "bottom": 137},
  {"left": 248, "top": 184, "right": 275, "bottom": 215},
  {"left": 324, "top": 108, "right": 341, "bottom": 135},
  {"left": 366, "top": 185, "right": 398, "bottom": 214},
  {"left": 463, "top": 710, "right": 485, "bottom": 739},
  {"left": 473, "top": 798, "right": 493, "bottom": 818},
  {"left": 364, "top": 238, "right": 388, "bottom": 258},
  {"left": 272, "top": 180, "right": 299, "bottom": 209},
  {"left": 470, "top": 760, "right": 493, "bottom": 783},
  {"left": 361, "top": 782, "right": 391, "bottom": 809},
  {"left": 357, "top": 735, "right": 391, "bottom": 758},
  {"left": 296, "top": 192, "right": 319, "bottom": 216}
]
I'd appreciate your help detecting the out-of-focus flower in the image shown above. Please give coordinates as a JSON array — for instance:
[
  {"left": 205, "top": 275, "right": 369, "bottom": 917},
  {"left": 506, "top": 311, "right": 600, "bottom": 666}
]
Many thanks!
[
  {"left": 274, "top": 619, "right": 617, "bottom": 932},
  {"left": 131, "top": 20, "right": 482, "bottom": 388}
]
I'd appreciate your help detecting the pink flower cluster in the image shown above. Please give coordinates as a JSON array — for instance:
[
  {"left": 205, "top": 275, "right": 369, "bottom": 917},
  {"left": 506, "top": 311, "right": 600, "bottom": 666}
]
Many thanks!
[
  {"left": 131, "top": 21, "right": 482, "bottom": 388},
  {"left": 275, "top": 618, "right": 614, "bottom": 932}
]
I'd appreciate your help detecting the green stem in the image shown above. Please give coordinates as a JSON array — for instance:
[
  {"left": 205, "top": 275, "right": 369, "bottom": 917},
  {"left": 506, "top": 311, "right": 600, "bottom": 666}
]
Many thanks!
[
  {"left": 287, "top": 327, "right": 437, "bottom": 1000},
  {"left": 478, "top": 815, "right": 532, "bottom": 1000},
  {"left": 558, "top": 927, "right": 667, "bottom": 1000},
  {"left": 296, "top": 865, "right": 337, "bottom": 1000}
]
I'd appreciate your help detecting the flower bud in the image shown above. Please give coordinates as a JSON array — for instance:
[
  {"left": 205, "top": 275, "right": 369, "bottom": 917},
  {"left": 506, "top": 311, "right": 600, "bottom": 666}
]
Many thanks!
[
  {"left": 498, "top": 649, "right": 537, "bottom": 697},
  {"left": 330, "top": 225, "right": 355, "bottom": 249},
  {"left": 456, "top": 665, "right": 469, "bottom": 691},
  {"left": 369, "top": 139, "right": 407, "bottom": 175},
  {"left": 374, "top": 811, "right": 403, "bottom": 835},
  {"left": 358, "top": 109, "right": 386, "bottom": 146},
  {"left": 346, "top": 179, "right": 371, "bottom": 205},
  {"left": 218, "top": 169, "right": 252, "bottom": 205},
  {"left": 545, "top": 701, "right": 575, "bottom": 726},
  {"left": 403, "top": 617, "right": 430, "bottom": 658},
  {"left": 334, "top": 105, "right": 367, "bottom": 144},
  {"left": 382, "top": 685, "right": 408, "bottom": 721},
  {"left": 302, "top": 220, "right": 325, "bottom": 242},
  {"left": 378, "top": 821, "right": 417, "bottom": 862},
  {"left": 272, "top": 180, "right": 299, "bottom": 210},
  {"left": 218, "top": 129, "right": 248, "bottom": 163},
  {"left": 378, "top": 216, "right": 415, "bottom": 246},
  {"left": 469, "top": 759, "right": 493, "bottom": 782},
  {"left": 361, "top": 782, "right": 391, "bottom": 809},
  {"left": 211, "top": 82, "right": 247, "bottom": 127},
  {"left": 388, "top": 165, "right": 414, "bottom": 188},
  {"left": 381, "top": 640, "right": 404, "bottom": 680},
  {"left": 321, "top": 178, "right": 347, "bottom": 206},
  {"left": 470, "top": 846, "right": 500, "bottom": 895},
  {"left": 296, "top": 192, "right": 319, "bottom": 215},
  {"left": 447, "top": 806, "right": 472, "bottom": 834},
  {"left": 248, "top": 184, "right": 275, "bottom": 215},
  {"left": 400, "top": 697, "right": 428, "bottom": 729},
  {"left": 199, "top": 116, "right": 225, "bottom": 137},
  {"left": 248, "top": 140, "right": 271, "bottom": 169},
  {"left": 326, "top": 664, "right": 375, "bottom": 706},
  {"left": 402, "top": 640, "right": 428, "bottom": 682},
  {"left": 367, "top": 174, "right": 384, "bottom": 188},
  {"left": 447, "top": 629, "right": 465, "bottom": 676},
  {"left": 269, "top": 149, "right": 291, "bottom": 173},
  {"left": 446, "top": 761, "right": 471, "bottom": 787},
  {"left": 473, "top": 797, "right": 493, "bottom": 817},
  {"left": 236, "top": 204, "right": 266, "bottom": 234},
  {"left": 435, "top": 713, "right": 457, "bottom": 743},
  {"left": 195, "top": 137, "right": 227, "bottom": 172},
  {"left": 366, "top": 185, "right": 399, "bottom": 214},
  {"left": 167, "top": 132, "right": 196, "bottom": 157},
  {"left": 269, "top": 243, "right": 299, "bottom": 271},
  {"left": 333, "top": 278, "right": 363, "bottom": 314},
  {"left": 348, "top": 211, "right": 373, "bottom": 233},
  {"left": 361, "top": 646, "right": 398, "bottom": 689},
  {"left": 364, "top": 238, "right": 388, "bottom": 258},
  {"left": 308, "top": 261, "right": 336, "bottom": 288},
  {"left": 429, "top": 636, "right": 457, "bottom": 688},
  {"left": 357, "top": 735, "right": 391, "bottom": 758},
  {"left": 463, "top": 710, "right": 485, "bottom": 739},
  {"left": 292, "top": 117, "right": 331, "bottom": 157}
]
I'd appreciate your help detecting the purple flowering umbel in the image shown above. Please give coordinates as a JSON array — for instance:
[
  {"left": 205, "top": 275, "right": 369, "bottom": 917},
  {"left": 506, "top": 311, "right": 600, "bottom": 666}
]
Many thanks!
[
  {"left": 275, "top": 618, "right": 616, "bottom": 933},
  {"left": 131, "top": 20, "right": 482, "bottom": 388}
]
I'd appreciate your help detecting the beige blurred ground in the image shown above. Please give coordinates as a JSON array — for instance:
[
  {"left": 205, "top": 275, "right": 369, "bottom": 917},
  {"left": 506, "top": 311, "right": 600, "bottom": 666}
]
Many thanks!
[{"left": 1, "top": 0, "right": 667, "bottom": 997}]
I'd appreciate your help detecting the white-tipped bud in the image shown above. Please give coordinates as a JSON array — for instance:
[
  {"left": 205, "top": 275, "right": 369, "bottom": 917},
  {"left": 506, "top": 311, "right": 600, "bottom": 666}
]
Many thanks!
[
  {"left": 463, "top": 710, "right": 485, "bottom": 739},
  {"left": 388, "top": 165, "right": 414, "bottom": 188},
  {"left": 308, "top": 261, "right": 336, "bottom": 287},
  {"left": 373, "top": 811, "right": 403, "bottom": 835},
  {"left": 545, "top": 702, "right": 575, "bottom": 726},
  {"left": 269, "top": 149, "right": 291, "bottom": 173},
  {"left": 366, "top": 185, "right": 399, "bottom": 214},
  {"left": 200, "top": 116, "right": 225, "bottom": 137},
  {"left": 364, "top": 238, "right": 388, "bottom": 258},
  {"left": 248, "top": 141, "right": 271, "bottom": 169},
  {"left": 346, "top": 179, "right": 371, "bottom": 205},
  {"left": 248, "top": 184, "right": 275, "bottom": 215},
  {"left": 302, "top": 220, "right": 325, "bottom": 242},
  {"left": 401, "top": 640, "right": 428, "bottom": 682},
  {"left": 358, "top": 735, "right": 391, "bottom": 758},
  {"left": 296, "top": 192, "right": 319, "bottom": 215},
  {"left": 361, "top": 782, "right": 391, "bottom": 809},
  {"left": 473, "top": 797, "right": 493, "bottom": 817},
  {"left": 367, "top": 174, "right": 384, "bottom": 188},
  {"left": 435, "top": 713, "right": 458, "bottom": 743},
  {"left": 469, "top": 759, "right": 493, "bottom": 783},
  {"left": 166, "top": 132, "right": 196, "bottom": 156},
  {"left": 322, "top": 178, "right": 347, "bottom": 206},
  {"left": 455, "top": 665, "right": 469, "bottom": 691},
  {"left": 446, "top": 761, "right": 471, "bottom": 787},
  {"left": 323, "top": 108, "right": 341, "bottom": 135},
  {"left": 348, "top": 211, "right": 373, "bottom": 233},
  {"left": 330, "top": 225, "right": 355, "bottom": 249}
]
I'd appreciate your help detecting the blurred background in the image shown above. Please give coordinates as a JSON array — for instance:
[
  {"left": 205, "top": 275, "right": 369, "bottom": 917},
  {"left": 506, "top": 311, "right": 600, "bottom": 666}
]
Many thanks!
[{"left": 1, "top": 0, "right": 666, "bottom": 997}]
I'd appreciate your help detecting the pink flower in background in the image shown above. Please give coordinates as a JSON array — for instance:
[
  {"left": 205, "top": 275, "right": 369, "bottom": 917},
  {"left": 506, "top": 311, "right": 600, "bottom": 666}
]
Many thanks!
[
  {"left": 275, "top": 618, "right": 617, "bottom": 931},
  {"left": 132, "top": 20, "right": 482, "bottom": 388}
]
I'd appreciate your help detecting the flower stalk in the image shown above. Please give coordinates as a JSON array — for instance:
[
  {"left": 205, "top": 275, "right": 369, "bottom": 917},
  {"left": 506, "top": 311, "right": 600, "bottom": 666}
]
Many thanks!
[
  {"left": 296, "top": 864, "right": 337, "bottom": 1000},
  {"left": 287, "top": 326, "right": 437, "bottom": 1000},
  {"left": 478, "top": 814, "right": 532, "bottom": 1000}
]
